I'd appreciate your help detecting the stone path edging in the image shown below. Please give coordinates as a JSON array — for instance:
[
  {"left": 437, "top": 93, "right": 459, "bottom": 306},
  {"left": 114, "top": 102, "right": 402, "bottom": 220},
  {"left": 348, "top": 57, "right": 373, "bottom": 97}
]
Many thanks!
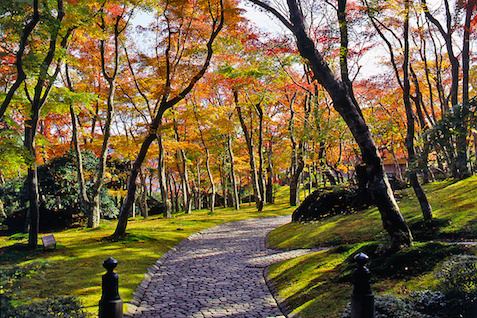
[{"left": 125, "top": 215, "right": 326, "bottom": 318}]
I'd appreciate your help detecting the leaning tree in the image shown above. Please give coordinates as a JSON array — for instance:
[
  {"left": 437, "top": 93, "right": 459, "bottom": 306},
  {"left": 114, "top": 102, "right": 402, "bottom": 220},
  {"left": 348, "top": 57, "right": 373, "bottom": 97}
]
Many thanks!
[{"left": 248, "top": 0, "right": 412, "bottom": 249}]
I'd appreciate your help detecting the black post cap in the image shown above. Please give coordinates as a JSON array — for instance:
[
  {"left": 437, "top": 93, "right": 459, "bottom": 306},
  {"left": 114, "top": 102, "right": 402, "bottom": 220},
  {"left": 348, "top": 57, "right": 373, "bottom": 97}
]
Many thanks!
[{"left": 103, "top": 257, "right": 118, "bottom": 272}]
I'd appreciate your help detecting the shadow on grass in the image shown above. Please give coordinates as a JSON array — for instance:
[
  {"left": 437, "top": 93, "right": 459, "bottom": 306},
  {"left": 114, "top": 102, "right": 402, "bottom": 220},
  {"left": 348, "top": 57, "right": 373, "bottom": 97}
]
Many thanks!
[
  {"left": 270, "top": 242, "right": 475, "bottom": 318},
  {"left": 335, "top": 242, "right": 470, "bottom": 282}
]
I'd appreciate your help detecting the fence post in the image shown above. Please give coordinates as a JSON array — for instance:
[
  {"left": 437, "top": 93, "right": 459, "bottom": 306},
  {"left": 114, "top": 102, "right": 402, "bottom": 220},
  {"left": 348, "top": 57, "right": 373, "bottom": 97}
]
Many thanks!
[
  {"left": 350, "top": 252, "right": 375, "bottom": 318},
  {"left": 99, "top": 257, "right": 123, "bottom": 318}
]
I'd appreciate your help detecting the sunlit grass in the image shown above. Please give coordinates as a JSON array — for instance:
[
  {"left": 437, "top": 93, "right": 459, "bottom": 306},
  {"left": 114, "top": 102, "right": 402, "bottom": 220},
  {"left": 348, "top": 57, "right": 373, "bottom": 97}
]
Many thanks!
[
  {"left": 0, "top": 185, "right": 296, "bottom": 315},
  {"left": 268, "top": 176, "right": 477, "bottom": 317},
  {"left": 3, "top": 176, "right": 477, "bottom": 317}
]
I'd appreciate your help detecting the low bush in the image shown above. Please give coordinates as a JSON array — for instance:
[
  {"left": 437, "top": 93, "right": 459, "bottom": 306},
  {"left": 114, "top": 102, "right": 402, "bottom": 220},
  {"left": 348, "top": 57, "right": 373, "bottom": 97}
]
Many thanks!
[
  {"left": 1, "top": 295, "right": 89, "bottom": 318},
  {"left": 436, "top": 254, "right": 477, "bottom": 317},
  {"left": 0, "top": 262, "right": 89, "bottom": 318},
  {"left": 291, "top": 186, "right": 371, "bottom": 222},
  {"left": 437, "top": 254, "right": 477, "bottom": 296},
  {"left": 342, "top": 293, "right": 444, "bottom": 318}
]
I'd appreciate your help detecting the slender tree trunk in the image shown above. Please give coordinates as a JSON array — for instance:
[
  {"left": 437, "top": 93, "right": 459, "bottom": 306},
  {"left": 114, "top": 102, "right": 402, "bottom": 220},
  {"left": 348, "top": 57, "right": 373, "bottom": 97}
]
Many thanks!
[
  {"left": 254, "top": 103, "right": 266, "bottom": 203},
  {"left": 139, "top": 169, "right": 148, "bottom": 218},
  {"left": 86, "top": 13, "right": 123, "bottom": 228},
  {"left": 234, "top": 90, "right": 263, "bottom": 211},
  {"left": 175, "top": 143, "right": 192, "bottom": 214},
  {"left": 204, "top": 149, "right": 215, "bottom": 213},
  {"left": 249, "top": 0, "right": 412, "bottom": 248},
  {"left": 227, "top": 135, "right": 240, "bottom": 210},
  {"left": 221, "top": 153, "right": 228, "bottom": 208},
  {"left": 266, "top": 141, "right": 274, "bottom": 203},
  {"left": 462, "top": 1, "right": 475, "bottom": 105},
  {"left": 403, "top": 0, "right": 432, "bottom": 220},
  {"left": 112, "top": 1, "right": 224, "bottom": 237},
  {"left": 337, "top": 0, "right": 362, "bottom": 118},
  {"left": 196, "top": 160, "right": 202, "bottom": 210},
  {"left": 157, "top": 132, "right": 172, "bottom": 218}
]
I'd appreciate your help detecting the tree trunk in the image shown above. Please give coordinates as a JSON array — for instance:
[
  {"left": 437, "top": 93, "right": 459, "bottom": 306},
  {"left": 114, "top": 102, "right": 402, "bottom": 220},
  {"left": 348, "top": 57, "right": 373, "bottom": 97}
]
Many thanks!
[
  {"left": 289, "top": 151, "right": 304, "bottom": 206},
  {"left": 196, "top": 160, "right": 202, "bottom": 210},
  {"left": 220, "top": 153, "right": 228, "bottom": 208},
  {"left": 234, "top": 90, "right": 263, "bottom": 211},
  {"left": 403, "top": 0, "right": 432, "bottom": 221},
  {"left": 249, "top": 0, "right": 412, "bottom": 248},
  {"left": 139, "top": 169, "right": 148, "bottom": 218},
  {"left": 176, "top": 145, "right": 192, "bottom": 214},
  {"left": 462, "top": 1, "right": 475, "bottom": 105},
  {"left": 337, "top": 0, "right": 361, "bottom": 117},
  {"left": 254, "top": 102, "right": 266, "bottom": 203},
  {"left": 157, "top": 132, "right": 172, "bottom": 218},
  {"left": 114, "top": 135, "right": 156, "bottom": 237},
  {"left": 266, "top": 141, "right": 274, "bottom": 203},
  {"left": 86, "top": 13, "right": 123, "bottom": 228},
  {"left": 205, "top": 148, "right": 216, "bottom": 213},
  {"left": 227, "top": 135, "right": 240, "bottom": 210}
]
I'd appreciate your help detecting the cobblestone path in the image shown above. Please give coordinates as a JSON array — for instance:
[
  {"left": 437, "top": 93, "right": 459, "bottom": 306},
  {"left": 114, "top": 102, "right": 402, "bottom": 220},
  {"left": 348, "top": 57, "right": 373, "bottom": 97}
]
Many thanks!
[{"left": 127, "top": 215, "right": 321, "bottom": 318}]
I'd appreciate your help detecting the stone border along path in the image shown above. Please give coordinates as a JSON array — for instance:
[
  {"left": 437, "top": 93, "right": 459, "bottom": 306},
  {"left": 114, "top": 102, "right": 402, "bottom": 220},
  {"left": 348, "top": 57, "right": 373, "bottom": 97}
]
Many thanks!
[{"left": 126, "top": 215, "right": 326, "bottom": 318}]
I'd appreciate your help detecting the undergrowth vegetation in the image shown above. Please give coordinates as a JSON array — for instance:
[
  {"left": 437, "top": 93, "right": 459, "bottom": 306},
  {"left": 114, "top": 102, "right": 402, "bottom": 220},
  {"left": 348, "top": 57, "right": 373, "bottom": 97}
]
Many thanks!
[
  {"left": 2, "top": 177, "right": 477, "bottom": 317},
  {"left": 267, "top": 176, "right": 477, "bottom": 317},
  {"left": 0, "top": 186, "right": 296, "bottom": 316}
]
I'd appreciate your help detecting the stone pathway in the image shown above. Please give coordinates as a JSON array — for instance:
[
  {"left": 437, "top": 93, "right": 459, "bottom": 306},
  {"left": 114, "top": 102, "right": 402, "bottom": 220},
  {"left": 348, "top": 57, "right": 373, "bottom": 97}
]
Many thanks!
[{"left": 126, "top": 215, "right": 324, "bottom": 318}]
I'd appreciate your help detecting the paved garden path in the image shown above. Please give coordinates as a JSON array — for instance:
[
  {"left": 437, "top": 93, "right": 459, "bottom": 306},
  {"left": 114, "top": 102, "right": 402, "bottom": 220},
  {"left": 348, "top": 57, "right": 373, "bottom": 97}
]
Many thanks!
[{"left": 126, "top": 215, "right": 323, "bottom": 318}]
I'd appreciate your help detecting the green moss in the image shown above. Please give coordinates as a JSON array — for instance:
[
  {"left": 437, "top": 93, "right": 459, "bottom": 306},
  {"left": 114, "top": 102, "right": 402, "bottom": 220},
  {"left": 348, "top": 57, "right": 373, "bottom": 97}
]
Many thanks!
[
  {"left": 0, "top": 186, "right": 296, "bottom": 315},
  {"left": 268, "top": 177, "right": 477, "bottom": 317}
]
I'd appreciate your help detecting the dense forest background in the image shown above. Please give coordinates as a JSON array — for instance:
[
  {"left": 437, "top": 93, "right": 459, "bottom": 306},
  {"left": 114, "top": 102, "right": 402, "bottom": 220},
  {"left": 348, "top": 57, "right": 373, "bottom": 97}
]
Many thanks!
[{"left": 0, "top": 0, "right": 475, "bottom": 247}]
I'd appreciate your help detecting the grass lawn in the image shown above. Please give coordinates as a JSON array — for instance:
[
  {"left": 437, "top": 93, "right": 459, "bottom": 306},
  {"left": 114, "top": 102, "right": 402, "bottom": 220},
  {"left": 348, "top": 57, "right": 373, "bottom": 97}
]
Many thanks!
[
  {"left": 267, "top": 176, "right": 477, "bottom": 317},
  {"left": 2, "top": 176, "right": 477, "bottom": 317},
  {"left": 0, "top": 186, "right": 297, "bottom": 316}
]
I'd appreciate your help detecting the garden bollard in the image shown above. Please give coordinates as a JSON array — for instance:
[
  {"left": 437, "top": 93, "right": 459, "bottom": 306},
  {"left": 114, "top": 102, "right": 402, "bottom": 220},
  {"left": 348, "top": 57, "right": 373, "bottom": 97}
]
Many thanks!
[
  {"left": 99, "top": 257, "right": 123, "bottom": 318},
  {"left": 350, "top": 252, "right": 375, "bottom": 318}
]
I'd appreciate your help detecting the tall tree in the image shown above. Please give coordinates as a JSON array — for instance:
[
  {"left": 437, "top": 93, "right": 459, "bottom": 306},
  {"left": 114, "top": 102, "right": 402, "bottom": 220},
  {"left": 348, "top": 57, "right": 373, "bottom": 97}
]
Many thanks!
[
  {"left": 22, "top": 0, "right": 74, "bottom": 248},
  {"left": 421, "top": 0, "right": 470, "bottom": 179},
  {"left": 234, "top": 89, "right": 264, "bottom": 211},
  {"left": 113, "top": 0, "right": 225, "bottom": 237},
  {"left": 364, "top": 0, "right": 433, "bottom": 220},
  {"left": 0, "top": 0, "right": 40, "bottom": 120},
  {"left": 249, "top": 0, "right": 412, "bottom": 248},
  {"left": 403, "top": 0, "right": 433, "bottom": 220}
]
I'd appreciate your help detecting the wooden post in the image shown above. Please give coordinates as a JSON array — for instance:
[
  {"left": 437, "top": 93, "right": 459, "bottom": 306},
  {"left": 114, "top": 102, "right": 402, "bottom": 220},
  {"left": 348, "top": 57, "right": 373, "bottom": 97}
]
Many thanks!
[
  {"left": 99, "top": 257, "right": 123, "bottom": 318},
  {"left": 351, "top": 253, "right": 375, "bottom": 318}
]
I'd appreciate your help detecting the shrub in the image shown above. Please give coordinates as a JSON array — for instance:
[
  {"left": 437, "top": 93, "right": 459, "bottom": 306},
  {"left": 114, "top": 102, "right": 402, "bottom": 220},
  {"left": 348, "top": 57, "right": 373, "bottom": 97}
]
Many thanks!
[
  {"left": 341, "top": 294, "right": 437, "bottom": 318},
  {"left": 436, "top": 254, "right": 477, "bottom": 296},
  {"left": 0, "top": 262, "right": 90, "bottom": 318},
  {"left": 409, "top": 290, "right": 446, "bottom": 315},
  {"left": 1, "top": 296, "right": 90, "bottom": 318},
  {"left": 436, "top": 254, "right": 477, "bottom": 317}
]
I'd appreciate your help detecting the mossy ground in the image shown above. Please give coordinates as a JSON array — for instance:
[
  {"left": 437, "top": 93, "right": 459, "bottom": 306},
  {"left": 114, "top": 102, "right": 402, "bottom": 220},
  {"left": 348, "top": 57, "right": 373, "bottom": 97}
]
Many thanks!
[
  {"left": 0, "top": 186, "right": 296, "bottom": 315},
  {"left": 2, "top": 177, "right": 477, "bottom": 317},
  {"left": 268, "top": 176, "right": 477, "bottom": 317}
]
